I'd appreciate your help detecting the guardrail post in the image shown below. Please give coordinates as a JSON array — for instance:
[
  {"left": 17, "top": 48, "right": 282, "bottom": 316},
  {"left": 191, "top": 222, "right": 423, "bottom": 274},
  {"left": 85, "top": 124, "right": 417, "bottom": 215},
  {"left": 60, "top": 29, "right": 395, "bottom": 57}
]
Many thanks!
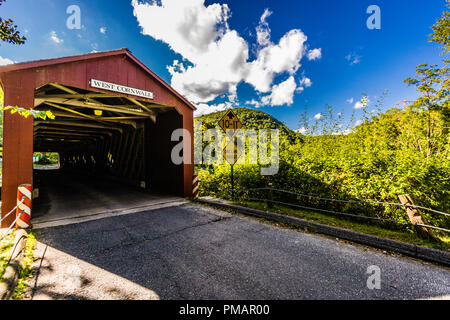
[
  {"left": 398, "top": 194, "right": 438, "bottom": 242},
  {"left": 267, "top": 182, "right": 274, "bottom": 209},
  {"left": 16, "top": 184, "right": 32, "bottom": 229},
  {"left": 192, "top": 175, "right": 199, "bottom": 199}
]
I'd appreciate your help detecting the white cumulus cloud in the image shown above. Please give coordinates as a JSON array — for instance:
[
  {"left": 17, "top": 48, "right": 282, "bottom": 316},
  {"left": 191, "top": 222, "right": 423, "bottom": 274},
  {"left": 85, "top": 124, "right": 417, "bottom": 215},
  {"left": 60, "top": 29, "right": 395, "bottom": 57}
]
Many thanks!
[
  {"left": 194, "top": 102, "right": 232, "bottom": 116},
  {"left": 314, "top": 113, "right": 323, "bottom": 120},
  {"left": 299, "top": 76, "right": 312, "bottom": 88},
  {"left": 50, "top": 31, "right": 63, "bottom": 44},
  {"left": 246, "top": 29, "right": 307, "bottom": 93},
  {"left": 245, "top": 99, "right": 262, "bottom": 108},
  {"left": 354, "top": 96, "right": 370, "bottom": 109},
  {"left": 354, "top": 101, "right": 364, "bottom": 109},
  {"left": 346, "top": 97, "right": 354, "bottom": 104},
  {"left": 346, "top": 52, "right": 361, "bottom": 65},
  {"left": 307, "top": 48, "right": 321, "bottom": 60},
  {"left": 296, "top": 127, "right": 308, "bottom": 134},
  {"left": 261, "top": 76, "right": 297, "bottom": 106},
  {"left": 246, "top": 76, "right": 297, "bottom": 108},
  {"left": 132, "top": 0, "right": 321, "bottom": 113},
  {"left": 0, "top": 56, "right": 14, "bottom": 66},
  {"left": 256, "top": 8, "right": 272, "bottom": 47},
  {"left": 332, "top": 129, "right": 352, "bottom": 135},
  {"left": 133, "top": 0, "right": 246, "bottom": 104},
  {"left": 295, "top": 76, "right": 312, "bottom": 93}
]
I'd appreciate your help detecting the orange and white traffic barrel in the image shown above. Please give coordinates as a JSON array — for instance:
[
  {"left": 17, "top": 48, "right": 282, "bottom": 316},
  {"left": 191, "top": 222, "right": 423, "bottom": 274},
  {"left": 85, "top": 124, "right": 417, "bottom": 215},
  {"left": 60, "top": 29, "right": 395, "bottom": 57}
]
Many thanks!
[
  {"left": 16, "top": 184, "right": 32, "bottom": 229},
  {"left": 192, "top": 175, "right": 199, "bottom": 199}
]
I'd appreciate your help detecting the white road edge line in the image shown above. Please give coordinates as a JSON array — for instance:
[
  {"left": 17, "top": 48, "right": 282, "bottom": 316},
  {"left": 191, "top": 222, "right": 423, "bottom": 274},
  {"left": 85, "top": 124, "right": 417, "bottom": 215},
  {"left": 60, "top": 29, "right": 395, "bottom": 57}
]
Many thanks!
[{"left": 33, "top": 200, "right": 188, "bottom": 229}]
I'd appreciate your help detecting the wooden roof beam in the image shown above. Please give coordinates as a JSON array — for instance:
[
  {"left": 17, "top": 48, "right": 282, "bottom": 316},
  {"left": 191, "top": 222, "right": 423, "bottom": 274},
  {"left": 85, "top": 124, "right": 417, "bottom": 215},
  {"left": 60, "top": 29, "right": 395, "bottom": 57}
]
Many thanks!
[
  {"left": 127, "top": 97, "right": 157, "bottom": 123},
  {"left": 34, "top": 130, "right": 108, "bottom": 138},
  {"left": 34, "top": 126, "right": 114, "bottom": 136},
  {"left": 36, "top": 97, "right": 151, "bottom": 117},
  {"left": 35, "top": 93, "right": 124, "bottom": 99},
  {"left": 34, "top": 120, "right": 123, "bottom": 133}
]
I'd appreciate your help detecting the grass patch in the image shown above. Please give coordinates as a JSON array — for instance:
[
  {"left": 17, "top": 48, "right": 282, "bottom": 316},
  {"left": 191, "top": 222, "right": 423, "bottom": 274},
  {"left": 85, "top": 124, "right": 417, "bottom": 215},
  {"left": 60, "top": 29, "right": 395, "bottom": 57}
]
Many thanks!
[
  {"left": 10, "top": 231, "right": 36, "bottom": 300},
  {"left": 236, "top": 201, "right": 450, "bottom": 252},
  {"left": 0, "top": 231, "right": 15, "bottom": 279},
  {"left": 33, "top": 164, "right": 57, "bottom": 168}
]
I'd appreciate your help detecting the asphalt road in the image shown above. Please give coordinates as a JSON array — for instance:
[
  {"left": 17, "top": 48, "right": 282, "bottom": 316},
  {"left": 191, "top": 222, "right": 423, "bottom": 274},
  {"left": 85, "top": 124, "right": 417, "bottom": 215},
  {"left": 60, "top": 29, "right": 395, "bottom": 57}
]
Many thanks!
[{"left": 30, "top": 203, "right": 450, "bottom": 300}]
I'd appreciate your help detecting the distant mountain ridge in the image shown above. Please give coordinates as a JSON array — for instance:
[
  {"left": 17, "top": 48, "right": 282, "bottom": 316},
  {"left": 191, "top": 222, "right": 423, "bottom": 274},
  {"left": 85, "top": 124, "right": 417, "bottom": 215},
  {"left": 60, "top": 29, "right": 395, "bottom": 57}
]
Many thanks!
[{"left": 195, "top": 108, "right": 300, "bottom": 142}]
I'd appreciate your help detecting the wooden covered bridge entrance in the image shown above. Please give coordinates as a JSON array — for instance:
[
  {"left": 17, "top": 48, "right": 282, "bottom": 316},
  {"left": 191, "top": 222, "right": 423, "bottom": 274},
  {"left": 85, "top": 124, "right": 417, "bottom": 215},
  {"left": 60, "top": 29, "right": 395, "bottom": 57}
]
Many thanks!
[{"left": 0, "top": 49, "right": 195, "bottom": 227}]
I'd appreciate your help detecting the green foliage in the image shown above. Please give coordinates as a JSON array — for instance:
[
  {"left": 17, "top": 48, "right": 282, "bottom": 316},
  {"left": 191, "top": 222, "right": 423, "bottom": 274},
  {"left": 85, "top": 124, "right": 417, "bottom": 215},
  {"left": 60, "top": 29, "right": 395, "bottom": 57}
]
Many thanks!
[
  {"left": 1, "top": 106, "right": 55, "bottom": 120},
  {"left": 196, "top": 106, "right": 450, "bottom": 233},
  {"left": 0, "top": 231, "right": 15, "bottom": 280},
  {"left": 0, "top": 89, "right": 55, "bottom": 147},
  {"left": 405, "top": 64, "right": 449, "bottom": 109},
  {"left": 11, "top": 231, "right": 36, "bottom": 300},
  {"left": 242, "top": 201, "right": 450, "bottom": 251},
  {"left": 195, "top": 108, "right": 302, "bottom": 143},
  {"left": 0, "top": 0, "right": 26, "bottom": 45},
  {"left": 429, "top": 0, "right": 450, "bottom": 54},
  {"left": 35, "top": 152, "right": 59, "bottom": 166},
  {"left": 403, "top": 1, "right": 450, "bottom": 160}
]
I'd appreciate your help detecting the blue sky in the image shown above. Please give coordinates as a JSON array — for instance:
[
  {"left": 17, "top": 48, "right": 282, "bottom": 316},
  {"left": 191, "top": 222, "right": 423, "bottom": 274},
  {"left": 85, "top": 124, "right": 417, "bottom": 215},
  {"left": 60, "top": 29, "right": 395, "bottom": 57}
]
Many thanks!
[{"left": 0, "top": 0, "right": 447, "bottom": 131}]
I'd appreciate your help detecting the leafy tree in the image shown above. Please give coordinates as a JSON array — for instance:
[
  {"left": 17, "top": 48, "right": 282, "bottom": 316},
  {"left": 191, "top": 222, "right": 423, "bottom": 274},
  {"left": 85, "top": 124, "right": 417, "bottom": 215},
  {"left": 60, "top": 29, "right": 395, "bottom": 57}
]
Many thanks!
[
  {"left": 0, "top": 2, "right": 53, "bottom": 146},
  {"left": 0, "top": 0, "right": 26, "bottom": 45},
  {"left": 0, "top": 89, "right": 55, "bottom": 147},
  {"left": 430, "top": 0, "right": 450, "bottom": 54},
  {"left": 404, "top": 1, "right": 450, "bottom": 158},
  {"left": 404, "top": 64, "right": 449, "bottom": 158}
]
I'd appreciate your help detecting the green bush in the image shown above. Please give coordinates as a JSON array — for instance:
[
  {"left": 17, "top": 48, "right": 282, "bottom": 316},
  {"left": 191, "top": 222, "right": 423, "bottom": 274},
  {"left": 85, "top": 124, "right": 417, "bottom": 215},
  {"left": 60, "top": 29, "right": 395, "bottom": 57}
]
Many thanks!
[{"left": 196, "top": 106, "right": 449, "bottom": 232}]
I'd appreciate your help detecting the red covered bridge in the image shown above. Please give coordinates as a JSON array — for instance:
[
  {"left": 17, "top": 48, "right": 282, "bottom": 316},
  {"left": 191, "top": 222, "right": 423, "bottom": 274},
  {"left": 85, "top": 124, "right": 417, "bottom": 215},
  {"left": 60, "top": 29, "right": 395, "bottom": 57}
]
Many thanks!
[{"left": 0, "top": 49, "right": 195, "bottom": 227}]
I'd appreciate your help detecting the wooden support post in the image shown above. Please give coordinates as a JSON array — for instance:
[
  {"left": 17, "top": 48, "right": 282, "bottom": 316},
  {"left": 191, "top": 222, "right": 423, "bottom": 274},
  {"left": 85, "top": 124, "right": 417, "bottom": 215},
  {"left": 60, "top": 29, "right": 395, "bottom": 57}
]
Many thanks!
[
  {"left": 110, "top": 133, "right": 121, "bottom": 171},
  {"left": 126, "top": 132, "right": 138, "bottom": 178},
  {"left": 136, "top": 129, "right": 145, "bottom": 181},
  {"left": 230, "top": 164, "right": 234, "bottom": 201},
  {"left": 398, "top": 194, "right": 424, "bottom": 225},
  {"left": 122, "top": 129, "right": 138, "bottom": 177},
  {"left": 128, "top": 128, "right": 143, "bottom": 179},
  {"left": 398, "top": 194, "right": 439, "bottom": 242},
  {"left": 96, "top": 139, "right": 105, "bottom": 171},
  {"left": 267, "top": 181, "right": 274, "bottom": 209},
  {"left": 110, "top": 133, "right": 119, "bottom": 157},
  {"left": 104, "top": 136, "right": 112, "bottom": 166},
  {"left": 116, "top": 130, "right": 131, "bottom": 175}
]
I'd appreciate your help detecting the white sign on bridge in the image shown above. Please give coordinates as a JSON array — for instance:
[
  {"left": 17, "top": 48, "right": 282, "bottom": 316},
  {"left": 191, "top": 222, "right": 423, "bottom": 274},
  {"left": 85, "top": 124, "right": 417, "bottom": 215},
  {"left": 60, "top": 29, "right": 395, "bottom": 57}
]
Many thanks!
[{"left": 90, "top": 79, "right": 154, "bottom": 100}]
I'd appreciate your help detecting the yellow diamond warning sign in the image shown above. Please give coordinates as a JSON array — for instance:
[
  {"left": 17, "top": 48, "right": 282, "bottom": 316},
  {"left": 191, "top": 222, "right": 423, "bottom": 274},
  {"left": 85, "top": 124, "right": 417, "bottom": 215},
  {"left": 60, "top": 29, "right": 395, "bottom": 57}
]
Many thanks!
[
  {"left": 223, "top": 141, "right": 243, "bottom": 165},
  {"left": 218, "top": 110, "right": 243, "bottom": 133}
]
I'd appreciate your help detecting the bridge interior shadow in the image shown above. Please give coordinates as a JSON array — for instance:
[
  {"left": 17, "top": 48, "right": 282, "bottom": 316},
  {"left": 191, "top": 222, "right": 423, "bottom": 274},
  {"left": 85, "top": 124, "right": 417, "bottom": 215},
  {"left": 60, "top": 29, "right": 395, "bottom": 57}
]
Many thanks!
[{"left": 32, "top": 169, "right": 180, "bottom": 224}]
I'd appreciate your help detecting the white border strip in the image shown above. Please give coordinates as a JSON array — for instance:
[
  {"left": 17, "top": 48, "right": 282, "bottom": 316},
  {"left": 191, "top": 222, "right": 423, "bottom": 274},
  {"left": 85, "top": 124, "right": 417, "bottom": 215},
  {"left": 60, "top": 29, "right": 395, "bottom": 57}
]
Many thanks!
[
  {"left": 33, "top": 200, "right": 188, "bottom": 229},
  {"left": 18, "top": 187, "right": 32, "bottom": 200},
  {"left": 18, "top": 203, "right": 31, "bottom": 215}
]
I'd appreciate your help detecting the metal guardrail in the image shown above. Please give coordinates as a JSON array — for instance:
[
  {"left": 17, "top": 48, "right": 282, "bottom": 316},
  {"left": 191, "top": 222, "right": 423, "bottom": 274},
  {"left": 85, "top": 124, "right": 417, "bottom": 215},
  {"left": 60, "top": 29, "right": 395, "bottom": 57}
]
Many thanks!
[
  {"left": 249, "top": 188, "right": 450, "bottom": 217},
  {"left": 245, "top": 188, "right": 450, "bottom": 233}
]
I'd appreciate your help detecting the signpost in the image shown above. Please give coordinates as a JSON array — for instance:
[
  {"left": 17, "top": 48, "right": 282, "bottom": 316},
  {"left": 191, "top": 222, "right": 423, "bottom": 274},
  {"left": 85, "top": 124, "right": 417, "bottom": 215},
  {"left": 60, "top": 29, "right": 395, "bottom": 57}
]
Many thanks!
[{"left": 218, "top": 110, "right": 243, "bottom": 200}]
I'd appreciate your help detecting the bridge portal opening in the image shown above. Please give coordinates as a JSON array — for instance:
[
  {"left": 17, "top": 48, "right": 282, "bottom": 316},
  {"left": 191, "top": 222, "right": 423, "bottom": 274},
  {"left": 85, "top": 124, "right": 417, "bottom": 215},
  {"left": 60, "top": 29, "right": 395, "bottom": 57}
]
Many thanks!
[{"left": 32, "top": 83, "right": 184, "bottom": 223}]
